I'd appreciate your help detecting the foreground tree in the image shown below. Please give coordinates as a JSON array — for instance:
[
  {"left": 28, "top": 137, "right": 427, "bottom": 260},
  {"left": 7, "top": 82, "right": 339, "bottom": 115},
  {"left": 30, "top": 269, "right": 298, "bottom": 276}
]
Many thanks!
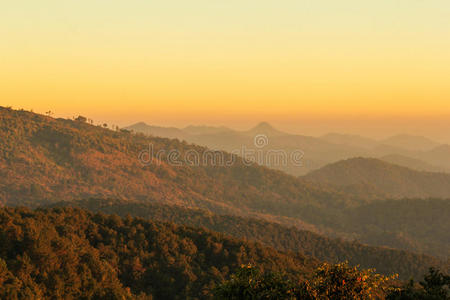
[
  {"left": 387, "top": 268, "right": 449, "bottom": 300},
  {"left": 214, "top": 262, "right": 394, "bottom": 299},
  {"left": 311, "top": 262, "right": 394, "bottom": 299}
]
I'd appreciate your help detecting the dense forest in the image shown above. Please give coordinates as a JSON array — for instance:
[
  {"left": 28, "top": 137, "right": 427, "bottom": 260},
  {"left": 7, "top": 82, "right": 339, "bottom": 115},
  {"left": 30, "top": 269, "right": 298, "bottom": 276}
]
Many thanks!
[
  {"left": 0, "top": 106, "right": 352, "bottom": 215},
  {"left": 315, "top": 198, "right": 450, "bottom": 259},
  {"left": 0, "top": 207, "right": 316, "bottom": 299},
  {"left": 1, "top": 107, "right": 449, "bottom": 257},
  {"left": 2, "top": 207, "right": 448, "bottom": 299},
  {"left": 50, "top": 199, "right": 444, "bottom": 280},
  {"left": 214, "top": 264, "right": 450, "bottom": 299},
  {"left": 1, "top": 107, "right": 449, "bottom": 297}
]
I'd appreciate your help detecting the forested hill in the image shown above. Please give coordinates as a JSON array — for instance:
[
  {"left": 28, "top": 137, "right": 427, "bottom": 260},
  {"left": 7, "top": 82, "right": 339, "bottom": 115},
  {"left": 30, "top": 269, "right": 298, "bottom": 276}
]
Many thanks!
[
  {"left": 2, "top": 107, "right": 448, "bottom": 273},
  {"left": 0, "top": 207, "right": 316, "bottom": 299},
  {"left": 303, "top": 157, "right": 450, "bottom": 200},
  {"left": 49, "top": 199, "right": 444, "bottom": 280},
  {"left": 317, "top": 198, "right": 450, "bottom": 259},
  {"left": 0, "top": 106, "right": 353, "bottom": 221}
]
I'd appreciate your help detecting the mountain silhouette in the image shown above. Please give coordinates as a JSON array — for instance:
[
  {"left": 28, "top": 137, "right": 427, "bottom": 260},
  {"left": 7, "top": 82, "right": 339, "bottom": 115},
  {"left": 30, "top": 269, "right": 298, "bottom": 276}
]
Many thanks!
[{"left": 244, "top": 122, "right": 287, "bottom": 137}]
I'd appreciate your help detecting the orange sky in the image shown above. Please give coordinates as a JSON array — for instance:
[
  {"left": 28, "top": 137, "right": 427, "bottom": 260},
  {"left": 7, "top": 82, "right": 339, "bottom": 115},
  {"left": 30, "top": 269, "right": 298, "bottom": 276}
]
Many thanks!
[{"left": 1, "top": 1, "right": 450, "bottom": 140}]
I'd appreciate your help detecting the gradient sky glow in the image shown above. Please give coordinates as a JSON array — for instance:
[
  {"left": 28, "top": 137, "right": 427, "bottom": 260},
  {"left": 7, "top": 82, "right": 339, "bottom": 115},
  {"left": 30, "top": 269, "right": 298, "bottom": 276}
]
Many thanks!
[{"left": 1, "top": 1, "right": 450, "bottom": 139}]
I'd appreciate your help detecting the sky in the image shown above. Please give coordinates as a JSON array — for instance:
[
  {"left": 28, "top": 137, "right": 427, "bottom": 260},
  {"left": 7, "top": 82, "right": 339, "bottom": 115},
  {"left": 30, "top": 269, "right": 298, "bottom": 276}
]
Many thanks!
[{"left": 1, "top": 1, "right": 450, "bottom": 140}]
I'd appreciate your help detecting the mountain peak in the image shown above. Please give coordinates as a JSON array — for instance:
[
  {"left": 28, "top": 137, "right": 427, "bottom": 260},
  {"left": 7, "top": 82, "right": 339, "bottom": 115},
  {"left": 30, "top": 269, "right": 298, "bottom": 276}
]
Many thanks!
[
  {"left": 246, "top": 122, "right": 286, "bottom": 136},
  {"left": 254, "top": 121, "right": 274, "bottom": 130},
  {"left": 131, "top": 121, "right": 149, "bottom": 127}
]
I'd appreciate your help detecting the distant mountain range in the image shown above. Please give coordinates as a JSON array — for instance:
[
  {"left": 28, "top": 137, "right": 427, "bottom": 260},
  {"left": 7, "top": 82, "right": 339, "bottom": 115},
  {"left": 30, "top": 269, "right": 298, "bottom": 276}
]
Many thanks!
[
  {"left": 320, "top": 133, "right": 379, "bottom": 149},
  {"left": 322, "top": 133, "right": 442, "bottom": 152},
  {"left": 126, "top": 122, "right": 450, "bottom": 175},
  {"left": 126, "top": 122, "right": 188, "bottom": 140},
  {"left": 1, "top": 106, "right": 448, "bottom": 271},
  {"left": 0, "top": 106, "right": 353, "bottom": 217}
]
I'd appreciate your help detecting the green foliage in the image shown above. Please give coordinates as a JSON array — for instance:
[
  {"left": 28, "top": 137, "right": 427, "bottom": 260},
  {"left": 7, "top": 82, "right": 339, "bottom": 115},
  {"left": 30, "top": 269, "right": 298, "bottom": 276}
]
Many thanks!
[
  {"left": 0, "top": 106, "right": 346, "bottom": 213},
  {"left": 0, "top": 207, "right": 315, "bottom": 299},
  {"left": 387, "top": 268, "right": 450, "bottom": 300},
  {"left": 314, "top": 198, "right": 450, "bottom": 259},
  {"left": 0, "top": 106, "right": 448, "bottom": 293},
  {"left": 1, "top": 106, "right": 448, "bottom": 263},
  {"left": 311, "top": 262, "right": 395, "bottom": 299},
  {"left": 304, "top": 157, "right": 450, "bottom": 201},
  {"left": 214, "top": 264, "right": 302, "bottom": 300},
  {"left": 216, "top": 265, "right": 450, "bottom": 300},
  {"left": 52, "top": 199, "right": 443, "bottom": 280},
  {"left": 214, "top": 262, "right": 395, "bottom": 300}
]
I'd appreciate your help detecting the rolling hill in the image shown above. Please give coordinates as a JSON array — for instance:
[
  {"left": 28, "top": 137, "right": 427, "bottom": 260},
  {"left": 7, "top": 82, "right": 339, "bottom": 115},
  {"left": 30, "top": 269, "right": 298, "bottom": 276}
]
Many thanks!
[
  {"left": 49, "top": 198, "right": 444, "bottom": 279},
  {"left": 420, "top": 144, "right": 450, "bottom": 169},
  {"left": 0, "top": 106, "right": 351, "bottom": 219},
  {"left": 1, "top": 107, "right": 448, "bottom": 267},
  {"left": 303, "top": 157, "right": 450, "bottom": 199},
  {"left": 325, "top": 198, "right": 450, "bottom": 259},
  {"left": 0, "top": 207, "right": 316, "bottom": 298},
  {"left": 380, "top": 154, "right": 447, "bottom": 173},
  {"left": 127, "top": 122, "right": 450, "bottom": 176}
]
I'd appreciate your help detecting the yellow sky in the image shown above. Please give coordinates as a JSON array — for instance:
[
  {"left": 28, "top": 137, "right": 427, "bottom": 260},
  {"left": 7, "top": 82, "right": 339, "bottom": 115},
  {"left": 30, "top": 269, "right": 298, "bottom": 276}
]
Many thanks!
[{"left": 1, "top": 1, "right": 450, "bottom": 139}]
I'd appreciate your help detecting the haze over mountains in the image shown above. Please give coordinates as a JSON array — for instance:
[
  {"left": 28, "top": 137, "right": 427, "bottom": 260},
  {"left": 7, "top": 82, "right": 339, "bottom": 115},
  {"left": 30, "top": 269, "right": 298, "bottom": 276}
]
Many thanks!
[
  {"left": 126, "top": 121, "right": 450, "bottom": 176},
  {"left": 1, "top": 106, "right": 449, "bottom": 266},
  {"left": 303, "top": 157, "right": 450, "bottom": 200},
  {"left": 4, "top": 0, "right": 450, "bottom": 296}
]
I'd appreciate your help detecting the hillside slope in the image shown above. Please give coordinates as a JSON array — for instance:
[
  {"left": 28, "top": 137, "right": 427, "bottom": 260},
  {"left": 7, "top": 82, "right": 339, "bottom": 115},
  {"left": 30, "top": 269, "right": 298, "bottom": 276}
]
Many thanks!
[
  {"left": 380, "top": 154, "right": 448, "bottom": 173},
  {"left": 2, "top": 107, "right": 448, "bottom": 263},
  {"left": 0, "top": 106, "right": 351, "bottom": 222},
  {"left": 320, "top": 198, "right": 450, "bottom": 259},
  {"left": 0, "top": 207, "right": 315, "bottom": 298},
  {"left": 303, "top": 157, "right": 450, "bottom": 199},
  {"left": 50, "top": 199, "right": 444, "bottom": 279}
]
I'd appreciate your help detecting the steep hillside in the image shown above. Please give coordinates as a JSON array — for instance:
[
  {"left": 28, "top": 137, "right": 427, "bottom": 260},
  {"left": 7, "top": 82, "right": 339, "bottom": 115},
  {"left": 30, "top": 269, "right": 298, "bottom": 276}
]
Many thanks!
[
  {"left": 0, "top": 207, "right": 315, "bottom": 299},
  {"left": 0, "top": 106, "right": 351, "bottom": 221},
  {"left": 50, "top": 199, "right": 444, "bottom": 279},
  {"left": 2, "top": 107, "right": 448, "bottom": 265},
  {"left": 303, "top": 157, "right": 450, "bottom": 199}
]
